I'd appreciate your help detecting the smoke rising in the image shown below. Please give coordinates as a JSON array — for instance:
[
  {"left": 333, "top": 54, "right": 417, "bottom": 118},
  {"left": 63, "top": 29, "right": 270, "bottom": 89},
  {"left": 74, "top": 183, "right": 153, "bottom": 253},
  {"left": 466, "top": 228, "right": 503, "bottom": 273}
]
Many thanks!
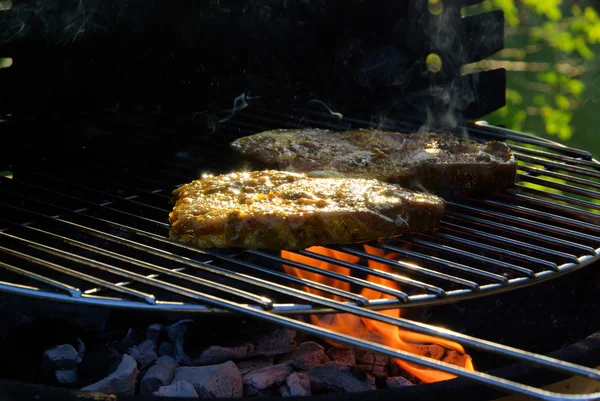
[{"left": 2, "top": 0, "right": 110, "bottom": 44}]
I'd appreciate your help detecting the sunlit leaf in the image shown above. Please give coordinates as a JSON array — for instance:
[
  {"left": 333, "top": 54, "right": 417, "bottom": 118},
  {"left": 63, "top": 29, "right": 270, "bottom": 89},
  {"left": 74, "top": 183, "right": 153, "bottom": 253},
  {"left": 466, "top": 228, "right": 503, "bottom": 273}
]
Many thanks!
[
  {"left": 554, "top": 94, "right": 570, "bottom": 110},
  {"left": 585, "top": 6, "right": 599, "bottom": 22},
  {"left": 567, "top": 79, "right": 585, "bottom": 96},
  {"left": 575, "top": 36, "right": 595, "bottom": 60}
]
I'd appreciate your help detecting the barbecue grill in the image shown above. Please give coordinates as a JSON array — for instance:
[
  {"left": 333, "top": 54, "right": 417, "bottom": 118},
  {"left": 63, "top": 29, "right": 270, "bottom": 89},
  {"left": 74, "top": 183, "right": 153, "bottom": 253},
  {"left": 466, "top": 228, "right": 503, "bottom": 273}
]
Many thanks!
[{"left": 2, "top": 0, "right": 600, "bottom": 400}]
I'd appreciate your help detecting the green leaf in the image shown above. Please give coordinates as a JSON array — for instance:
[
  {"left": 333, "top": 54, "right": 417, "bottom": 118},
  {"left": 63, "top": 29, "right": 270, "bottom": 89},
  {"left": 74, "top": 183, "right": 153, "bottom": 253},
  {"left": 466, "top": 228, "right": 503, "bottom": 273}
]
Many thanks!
[
  {"left": 534, "top": 95, "right": 547, "bottom": 106},
  {"left": 574, "top": 35, "right": 594, "bottom": 60},
  {"left": 554, "top": 94, "right": 571, "bottom": 110},
  {"left": 567, "top": 79, "right": 585, "bottom": 96}
]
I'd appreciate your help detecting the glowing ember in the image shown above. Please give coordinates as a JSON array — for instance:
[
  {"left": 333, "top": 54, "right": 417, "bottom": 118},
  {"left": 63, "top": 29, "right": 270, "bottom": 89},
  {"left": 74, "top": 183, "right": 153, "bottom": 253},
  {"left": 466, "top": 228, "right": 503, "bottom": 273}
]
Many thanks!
[{"left": 282, "top": 245, "right": 475, "bottom": 383}]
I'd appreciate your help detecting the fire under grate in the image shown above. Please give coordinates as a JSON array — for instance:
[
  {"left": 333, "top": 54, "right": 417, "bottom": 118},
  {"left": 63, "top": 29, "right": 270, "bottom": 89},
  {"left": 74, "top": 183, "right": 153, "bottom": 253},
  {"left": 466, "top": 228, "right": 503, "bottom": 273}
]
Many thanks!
[{"left": 2, "top": 107, "right": 600, "bottom": 399}]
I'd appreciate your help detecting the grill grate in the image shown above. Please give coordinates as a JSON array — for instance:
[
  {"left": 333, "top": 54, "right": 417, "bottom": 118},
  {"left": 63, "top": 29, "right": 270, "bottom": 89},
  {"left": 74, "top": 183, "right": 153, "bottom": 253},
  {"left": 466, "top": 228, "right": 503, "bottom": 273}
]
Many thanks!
[
  {"left": 1, "top": 108, "right": 599, "bottom": 312},
  {"left": 2, "top": 107, "right": 600, "bottom": 399}
]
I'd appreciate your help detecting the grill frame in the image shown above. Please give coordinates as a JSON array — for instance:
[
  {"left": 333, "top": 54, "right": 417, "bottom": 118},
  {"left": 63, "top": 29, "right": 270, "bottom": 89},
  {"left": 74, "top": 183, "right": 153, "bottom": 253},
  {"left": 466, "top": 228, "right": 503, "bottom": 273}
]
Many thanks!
[{"left": 2, "top": 108, "right": 600, "bottom": 399}]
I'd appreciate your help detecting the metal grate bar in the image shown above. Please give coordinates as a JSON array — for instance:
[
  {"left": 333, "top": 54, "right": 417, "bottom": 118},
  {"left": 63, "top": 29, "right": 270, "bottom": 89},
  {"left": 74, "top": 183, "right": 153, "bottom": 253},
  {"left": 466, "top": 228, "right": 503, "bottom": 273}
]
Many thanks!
[
  {"left": 369, "top": 244, "right": 509, "bottom": 284},
  {"left": 0, "top": 260, "right": 81, "bottom": 297},
  {"left": 0, "top": 241, "right": 156, "bottom": 303},
  {"left": 519, "top": 174, "right": 600, "bottom": 201},
  {"left": 439, "top": 221, "right": 579, "bottom": 264},
  {"left": 513, "top": 185, "right": 600, "bottom": 212},
  {"left": 474, "top": 198, "right": 600, "bottom": 233},
  {"left": 519, "top": 164, "right": 600, "bottom": 190},
  {"left": 500, "top": 190, "right": 600, "bottom": 222},
  {"left": 516, "top": 154, "right": 600, "bottom": 179},
  {"left": 406, "top": 237, "right": 536, "bottom": 277},
  {"left": 445, "top": 211, "right": 595, "bottom": 255},
  {"left": 509, "top": 145, "right": 600, "bottom": 168},
  {"left": 4, "top": 220, "right": 276, "bottom": 309},
  {"left": 247, "top": 250, "right": 448, "bottom": 297},
  {"left": 260, "top": 250, "right": 410, "bottom": 300},
  {"left": 299, "top": 247, "right": 480, "bottom": 291},
  {"left": 429, "top": 231, "right": 558, "bottom": 271},
  {"left": 447, "top": 202, "right": 600, "bottom": 244},
  {"left": 0, "top": 201, "right": 369, "bottom": 305},
  {"left": 338, "top": 246, "right": 489, "bottom": 288}
]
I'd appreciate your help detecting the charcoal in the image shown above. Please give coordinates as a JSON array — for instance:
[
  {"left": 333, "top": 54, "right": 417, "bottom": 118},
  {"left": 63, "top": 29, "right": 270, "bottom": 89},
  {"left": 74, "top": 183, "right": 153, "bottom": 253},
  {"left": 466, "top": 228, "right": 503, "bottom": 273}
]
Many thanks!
[
  {"left": 236, "top": 356, "right": 274, "bottom": 375},
  {"left": 254, "top": 327, "right": 296, "bottom": 356},
  {"left": 140, "top": 356, "right": 179, "bottom": 395},
  {"left": 388, "top": 363, "right": 419, "bottom": 384},
  {"left": 289, "top": 342, "right": 329, "bottom": 371},
  {"left": 157, "top": 342, "right": 175, "bottom": 358},
  {"left": 128, "top": 340, "right": 158, "bottom": 369},
  {"left": 283, "top": 372, "right": 312, "bottom": 397},
  {"left": 111, "top": 328, "right": 144, "bottom": 354},
  {"left": 43, "top": 344, "right": 79, "bottom": 371},
  {"left": 173, "top": 361, "right": 243, "bottom": 398},
  {"left": 80, "top": 354, "right": 139, "bottom": 395},
  {"left": 154, "top": 380, "right": 199, "bottom": 398},
  {"left": 195, "top": 343, "right": 255, "bottom": 366},
  {"left": 167, "top": 320, "right": 195, "bottom": 365},
  {"left": 166, "top": 320, "right": 195, "bottom": 344},
  {"left": 243, "top": 363, "right": 294, "bottom": 396},
  {"left": 386, "top": 376, "right": 414, "bottom": 388},
  {"left": 327, "top": 346, "right": 355, "bottom": 365},
  {"left": 77, "top": 345, "right": 122, "bottom": 387},
  {"left": 413, "top": 344, "right": 445, "bottom": 360},
  {"left": 354, "top": 349, "right": 389, "bottom": 377},
  {"left": 442, "top": 349, "right": 471, "bottom": 368},
  {"left": 55, "top": 369, "right": 78, "bottom": 386},
  {"left": 146, "top": 324, "right": 163, "bottom": 344},
  {"left": 279, "top": 385, "right": 291, "bottom": 397},
  {"left": 308, "top": 362, "right": 376, "bottom": 393}
]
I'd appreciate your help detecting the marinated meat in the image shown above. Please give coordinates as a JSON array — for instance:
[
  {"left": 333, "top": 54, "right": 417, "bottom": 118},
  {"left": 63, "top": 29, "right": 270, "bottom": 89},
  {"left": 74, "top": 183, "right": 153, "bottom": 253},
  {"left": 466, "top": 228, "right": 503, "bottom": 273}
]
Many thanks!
[
  {"left": 230, "top": 129, "right": 517, "bottom": 197},
  {"left": 169, "top": 170, "right": 445, "bottom": 249}
]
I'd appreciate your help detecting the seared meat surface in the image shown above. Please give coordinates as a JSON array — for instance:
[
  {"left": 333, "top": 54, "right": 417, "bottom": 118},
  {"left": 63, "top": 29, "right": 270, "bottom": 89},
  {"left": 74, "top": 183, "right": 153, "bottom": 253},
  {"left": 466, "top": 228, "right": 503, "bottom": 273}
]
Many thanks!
[
  {"left": 230, "top": 129, "right": 517, "bottom": 197},
  {"left": 169, "top": 170, "right": 445, "bottom": 249}
]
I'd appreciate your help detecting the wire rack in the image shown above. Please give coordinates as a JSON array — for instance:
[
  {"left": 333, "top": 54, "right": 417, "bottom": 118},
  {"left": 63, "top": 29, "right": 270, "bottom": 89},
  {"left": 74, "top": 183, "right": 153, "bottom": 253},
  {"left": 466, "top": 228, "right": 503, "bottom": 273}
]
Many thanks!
[{"left": 1, "top": 108, "right": 600, "bottom": 399}]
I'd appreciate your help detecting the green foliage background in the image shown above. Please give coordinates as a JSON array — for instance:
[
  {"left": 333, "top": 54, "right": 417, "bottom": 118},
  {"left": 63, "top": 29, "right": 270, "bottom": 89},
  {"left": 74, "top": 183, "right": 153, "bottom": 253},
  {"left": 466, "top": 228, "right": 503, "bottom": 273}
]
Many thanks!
[{"left": 464, "top": 0, "right": 600, "bottom": 156}]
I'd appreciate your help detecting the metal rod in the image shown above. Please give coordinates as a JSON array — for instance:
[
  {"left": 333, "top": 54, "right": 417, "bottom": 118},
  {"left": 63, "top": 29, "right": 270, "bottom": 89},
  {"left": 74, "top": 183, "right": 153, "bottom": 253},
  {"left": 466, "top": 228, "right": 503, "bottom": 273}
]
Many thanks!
[
  {"left": 475, "top": 198, "right": 600, "bottom": 233},
  {"left": 429, "top": 231, "right": 557, "bottom": 271},
  {"left": 446, "top": 211, "right": 596, "bottom": 255},
  {"left": 339, "top": 245, "right": 492, "bottom": 287},
  {"left": 439, "top": 222, "right": 579, "bottom": 263},
  {"left": 407, "top": 237, "right": 537, "bottom": 277},
  {"left": 248, "top": 249, "right": 448, "bottom": 297},
  {"left": 447, "top": 201, "right": 600, "bottom": 244}
]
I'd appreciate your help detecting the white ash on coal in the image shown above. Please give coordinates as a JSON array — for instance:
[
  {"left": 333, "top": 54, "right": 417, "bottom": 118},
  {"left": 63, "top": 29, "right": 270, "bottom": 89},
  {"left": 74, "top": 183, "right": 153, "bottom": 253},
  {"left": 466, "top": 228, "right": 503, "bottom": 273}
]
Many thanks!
[
  {"left": 154, "top": 380, "right": 199, "bottom": 398},
  {"left": 140, "top": 356, "right": 179, "bottom": 395},
  {"left": 42, "top": 344, "right": 81, "bottom": 386},
  {"left": 80, "top": 354, "right": 138, "bottom": 395},
  {"left": 173, "top": 361, "right": 243, "bottom": 398}
]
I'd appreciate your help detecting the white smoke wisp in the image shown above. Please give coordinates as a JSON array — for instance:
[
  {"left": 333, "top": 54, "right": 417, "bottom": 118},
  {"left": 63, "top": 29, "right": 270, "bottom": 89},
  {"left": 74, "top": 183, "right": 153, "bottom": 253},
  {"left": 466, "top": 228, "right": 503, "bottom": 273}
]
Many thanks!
[
  {"left": 202, "top": 92, "right": 259, "bottom": 132},
  {"left": 3, "top": 0, "right": 108, "bottom": 44},
  {"left": 308, "top": 99, "right": 343, "bottom": 119}
]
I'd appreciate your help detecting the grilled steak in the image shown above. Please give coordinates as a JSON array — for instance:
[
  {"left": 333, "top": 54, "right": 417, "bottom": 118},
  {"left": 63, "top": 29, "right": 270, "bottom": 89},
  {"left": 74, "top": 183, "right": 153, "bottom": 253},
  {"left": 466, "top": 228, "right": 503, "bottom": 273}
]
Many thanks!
[
  {"left": 169, "top": 170, "right": 445, "bottom": 249},
  {"left": 230, "top": 129, "right": 517, "bottom": 197}
]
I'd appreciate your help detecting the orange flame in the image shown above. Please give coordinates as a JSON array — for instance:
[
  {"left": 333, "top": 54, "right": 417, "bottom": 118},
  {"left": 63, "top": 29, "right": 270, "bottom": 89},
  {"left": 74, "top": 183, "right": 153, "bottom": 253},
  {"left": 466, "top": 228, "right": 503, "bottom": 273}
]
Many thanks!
[{"left": 282, "top": 245, "right": 474, "bottom": 383}]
